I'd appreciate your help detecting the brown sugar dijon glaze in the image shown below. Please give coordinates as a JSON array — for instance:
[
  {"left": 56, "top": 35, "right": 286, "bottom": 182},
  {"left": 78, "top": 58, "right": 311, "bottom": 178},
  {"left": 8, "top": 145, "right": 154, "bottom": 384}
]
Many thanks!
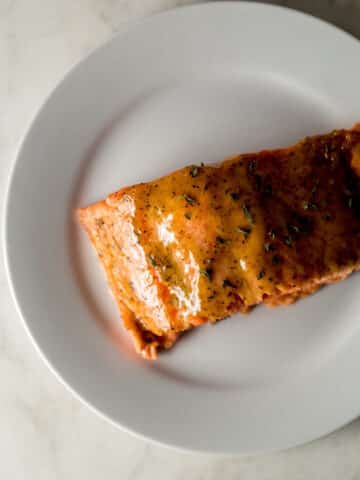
[{"left": 78, "top": 127, "right": 360, "bottom": 358}]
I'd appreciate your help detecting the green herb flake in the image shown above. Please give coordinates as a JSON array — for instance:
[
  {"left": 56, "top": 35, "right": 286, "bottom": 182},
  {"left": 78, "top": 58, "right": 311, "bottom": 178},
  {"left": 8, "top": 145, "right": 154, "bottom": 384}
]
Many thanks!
[
  {"left": 257, "top": 270, "right": 265, "bottom": 280},
  {"left": 201, "top": 268, "right": 213, "bottom": 280},
  {"left": 216, "top": 236, "right": 226, "bottom": 245},
  {"left": 183, "top": 194, "right": 196, "bottom": 205},
  {"left": 236, "top": 227, "right": 251, "bottom": 237},
  {"left": 149, "top": 254, "right": 159, "bottom": 267},
  {"left": 248, "top": 159, "right": 257, "bottom": 173},
  {"left": 184, "top": 212, "right": 192, "bottom": 220},
  {"left": 284, "top": 236, "right": 293, "bottom": 247},
  {"left": 230, "top": 192, "right": 240, "bottom": 201},
  {"left": 288, "top": 224, "right": 299, "bottom": 234},
  {"left": 242, "top": 204, "right": 254, "bottom": 224},
  {"left": 189, "top": 166, "right": 199, "bottom": 177},
  {"left": 264, "top": 242, "right": 275, "bottom": 252},
  {"left": 268, "top": 229, "right": 276, "bottom": 240},
  {"left": 200, "top": 162, "right": 205, "bottom": 167},
  {"left": 303, "top": 201, "right": 317, "bottom": 210},
  {"left": 348, "top": 197, "right": 354, "bottom": 209},
  {"left": 223, "top": 279, "right": 236, "bottom": 288}
]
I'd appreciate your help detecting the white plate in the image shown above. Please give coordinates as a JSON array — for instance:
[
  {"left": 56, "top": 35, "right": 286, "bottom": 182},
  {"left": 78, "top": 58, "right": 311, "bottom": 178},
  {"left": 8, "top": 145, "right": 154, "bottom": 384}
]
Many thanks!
[{"left": 4, "top": 2, "right": 360, "bottom": 454}]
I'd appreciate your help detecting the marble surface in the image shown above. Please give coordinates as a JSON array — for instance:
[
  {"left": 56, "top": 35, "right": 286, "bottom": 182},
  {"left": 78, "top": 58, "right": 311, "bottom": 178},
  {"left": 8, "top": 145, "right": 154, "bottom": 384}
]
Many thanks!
[{"left": 1, "top": 0, "right": 360, "bottom": 478}]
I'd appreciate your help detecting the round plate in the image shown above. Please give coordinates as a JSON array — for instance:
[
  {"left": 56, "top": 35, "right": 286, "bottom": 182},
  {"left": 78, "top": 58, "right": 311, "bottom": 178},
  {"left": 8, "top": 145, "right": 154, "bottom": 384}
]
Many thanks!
[{"left": 4, "top": 2, "right": 360, "bottom": 454}]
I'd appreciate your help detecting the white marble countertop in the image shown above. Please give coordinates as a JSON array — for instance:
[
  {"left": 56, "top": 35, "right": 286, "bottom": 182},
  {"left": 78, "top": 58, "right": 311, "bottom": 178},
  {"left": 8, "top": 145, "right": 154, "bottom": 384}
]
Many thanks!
[{"left": 1, "top": 1, "right": 360, "bottom": 478}]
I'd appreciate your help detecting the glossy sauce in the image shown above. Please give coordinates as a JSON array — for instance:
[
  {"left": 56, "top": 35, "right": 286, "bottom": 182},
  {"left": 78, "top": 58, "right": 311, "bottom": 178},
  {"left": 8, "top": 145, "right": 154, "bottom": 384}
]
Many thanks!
[{"left": 79, "top": 129, "right": 360, "bottom": 357}]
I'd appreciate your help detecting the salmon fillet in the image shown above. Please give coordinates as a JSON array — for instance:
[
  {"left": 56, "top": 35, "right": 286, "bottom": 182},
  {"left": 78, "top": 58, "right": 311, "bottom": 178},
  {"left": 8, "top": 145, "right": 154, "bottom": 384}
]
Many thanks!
[{"left": 78, "top": 126, "right": 360, "bottom": 359}]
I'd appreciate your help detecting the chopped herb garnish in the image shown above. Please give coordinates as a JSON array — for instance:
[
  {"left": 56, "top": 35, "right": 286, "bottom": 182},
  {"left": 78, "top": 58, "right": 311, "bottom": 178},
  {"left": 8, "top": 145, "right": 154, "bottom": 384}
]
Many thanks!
[
  {"left": 284, "top": 236, "right": 293, "bottom": 247},
  {"left": 257, "top": 270, "right": 265, "bottom": 280},
  {"left": 264, "top": 242, "right": 275, "bottom": 252},
  {"left": 323, "top": 212, "right": 332, "bottom": 221},
  {"left": 324, "top": 144, "right": 330, "bottom": 159},
  {"left": 248, "top": 159, "right": 257, "bottom": 173},
  {"left": 216, "top": 236, "right": 226, "bottom": 244},
  {"left": 230, "top": 192, "right": 240, "bottom": 201},
  {"left": 254, "top": 174, "right": 262, "bottom": 191},
  {"left": 201, "top": 268, "right": 213, "bottom": 280},
  {"left": 242, "top": 204, "right": 254, "bottom": 224},
  {"left": 236, "top": 227, "right": 251, "bottom": 237},
  {"left": 189, "top": 166, "right": 199, "bottom": 177},
  {"left": 200, "top": 162, "right": 205, "bottom": 167},
  {"left": 268, "top": 229, "right": 276, "bottom": 240},
  {"left": 183, "top": 194, "right": 196, "bottom": 205},
  {"left": 223, "top": 279, "right": 236, "bottom": 288},
  {"left": 348, "top": 197, "right": 354, "bottom": 208},
  {"left": 184, "top": 212, "right": 192, "bottom": 220},
  {"left": 149, "top": 254, "right": 159, "bottom": 267},
  {"left": 288, "top": 224, "right": 299, "bottom": 234},
  {"left": 303, "top": 201, "right": 317, "bottom": 210}
]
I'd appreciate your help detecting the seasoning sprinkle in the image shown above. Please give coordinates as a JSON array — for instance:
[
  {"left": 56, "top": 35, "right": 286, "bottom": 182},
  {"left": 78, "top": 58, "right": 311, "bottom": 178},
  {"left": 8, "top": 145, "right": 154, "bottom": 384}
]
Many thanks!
[
  {"left": 257, "top": 270, "right": 265, "bottom": 280},
  {"left": 348, "top": 197, "right": 354, "bottom": 209},
  {"left": 184, "top": 212, "right": 192, "bottom": 220},
  {"left": 264, "top": 242, "right": 275, "bottom": 252},
  {"left": 248, "top": 159, "right": 257, "bottom": 173},
  {"left": 223, "top": 279, "right": 236, "bottom": 288},
  {"left": 201, "top": 268, "right": 213, "bottom": 280},
  {"left": 230, "top": 192, "right": 240, "bottom": 200},
  {"left": 216, "top": 236, "right": 226, "bottom": 245},
  {"left": 268, "top": 229, "right": 276, "bottom": 240},
  {"left": 284, "top": 236, "right": 293, "bottom": 247},
  {"left": 242, "top": 204, "right": 254, "bottom": 224},
  {"left": 303, "top": 201, "right": 317, "bottom": 210},
  {"left": 189, "top": 166, "right": 199, "bottom": 177},
  {"left": 149, "top": 254, "right": 159, "bottom": 267},
  {"left": 183, "top": 194, "right": 196, "bottom": 205},
  {"left": 288, "top": 224, "right": 299, "bottom": 234},
  {"left": 236, "top": 227, "right": 251, "bottom": 237}
]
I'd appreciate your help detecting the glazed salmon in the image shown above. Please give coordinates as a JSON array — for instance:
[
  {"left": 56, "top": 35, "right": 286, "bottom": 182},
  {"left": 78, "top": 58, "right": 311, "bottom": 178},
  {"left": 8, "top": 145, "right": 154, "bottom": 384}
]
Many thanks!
[{"left": 78, "top": 127, "right": 360, "bottom": 359}]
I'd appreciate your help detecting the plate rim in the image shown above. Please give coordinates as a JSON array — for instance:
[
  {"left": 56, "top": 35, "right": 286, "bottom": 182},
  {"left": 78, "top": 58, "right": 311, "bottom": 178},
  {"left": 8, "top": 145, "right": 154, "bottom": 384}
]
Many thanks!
[{"left": 3, "top": 1, "right": 360, "bottom": 454}]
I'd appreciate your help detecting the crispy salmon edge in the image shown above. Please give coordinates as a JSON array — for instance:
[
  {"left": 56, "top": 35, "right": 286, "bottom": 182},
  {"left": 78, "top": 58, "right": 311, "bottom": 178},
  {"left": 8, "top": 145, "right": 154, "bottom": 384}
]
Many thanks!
[{"left": 76, "top": 203, "right": 178, "bottom": 359}]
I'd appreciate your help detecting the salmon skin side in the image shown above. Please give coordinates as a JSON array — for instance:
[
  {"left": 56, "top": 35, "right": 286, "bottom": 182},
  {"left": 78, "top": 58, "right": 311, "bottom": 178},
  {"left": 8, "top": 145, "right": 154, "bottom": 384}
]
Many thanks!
[{"left": 78, "top": 126, "right": 360, "bottom": 359}]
